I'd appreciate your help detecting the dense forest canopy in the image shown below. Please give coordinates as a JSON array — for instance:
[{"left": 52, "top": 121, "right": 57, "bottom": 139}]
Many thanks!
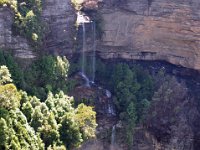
[{"left": 0, "top": 63, "right": 97, "bottom": 150}]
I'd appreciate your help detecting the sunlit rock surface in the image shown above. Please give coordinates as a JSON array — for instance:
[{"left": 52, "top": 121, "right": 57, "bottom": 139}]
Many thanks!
[{"left": 98, "top": 0, "right": 200, "bottom": 70}]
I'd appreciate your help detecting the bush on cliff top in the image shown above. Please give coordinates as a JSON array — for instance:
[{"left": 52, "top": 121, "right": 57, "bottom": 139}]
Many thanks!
[{"left": 0, "top": 0, "right": 44, "bottom": 47}]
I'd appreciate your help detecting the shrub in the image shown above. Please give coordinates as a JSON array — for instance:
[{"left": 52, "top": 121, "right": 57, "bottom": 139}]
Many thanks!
[{"left": 1, "top": 0, "right": 44, "bottom": 47}]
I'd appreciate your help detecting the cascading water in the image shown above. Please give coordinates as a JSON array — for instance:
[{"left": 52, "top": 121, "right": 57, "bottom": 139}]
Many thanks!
[
  {"left": 106, "top": 90, "right": 112, "bottom": 98},
  {"left": 91, "top": 22, "right": 96, "bottom": 83},
  {"left": 79, "top": 72, "right": 90, "bottom": 87},
  {"left": 111, "top": 125, "right": 116, "bottom": 149},
  {"left": 82, "top": 23, "right": 86, "bottom": 75},
  {"left": 80, "top": 23, "right": 90, "bottom": 87},
  {"left": 105, "top": 90, "right": 116, "bottom": 116},
  {"left": 80, "top": 21, "right": 97, "bottom": 86}
]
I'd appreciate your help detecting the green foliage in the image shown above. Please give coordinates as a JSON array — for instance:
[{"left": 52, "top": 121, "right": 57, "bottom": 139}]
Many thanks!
[
  {"left": 0, "top": 118, "right": 9, "bottom": 149},
  {"left": 17, "top": 0, "right": 43, "bottom": 44},
  {"left": 126, "top": 102, "right": 137, "bottom": 127},
  {"left": 21, "top": 101, "right": 33, "bottom": 122},
  {"left": 0, "top": 50, "right": 77, "bottom": 100},
  {"left": 0, "top": 0, "right": 43, "bottom": 46},
  {"left": 47, "top": 145, "right": 67, "bottom": 150},
  {"left": 96, "top": 61, "right": 154, "bottom": 123},
  {"left": 71, "top": 0, "right": 82, "bottom": 10},
  {"left": 0, "top": 110, "right": 45, "bottom": 150},
  {"left": 0, "top": 65, "right": 21, "bottom": 110},
  {"left": 24, "top": 55, "right": 71, "bottom": 99},
  {"left": 66, "top": 79, "right": 78, "bottom": 92},
  {"left": 45, "top": 91, "right": 74, "bottom": 123},
  {"left": 0, "top": 0, "right": 17, "bottom": 10},
  {"left": 38, "top": 114, "right": 60, "bottom": 147},
  {"left": 95, "top": 60, "right": 154, "bottom": 146},
  {"left": 0, "top": 66, "right": 97, "bottom": 149},
  {"left": 0, "top": 69, "right": 43, "bottom": 150},
  {"left": 137, "top": 99, "right": 150, "bottom": 121},
  {"left": 14, "top": 9, "right": 43, "bottom": 44},
  {"left": 0, "top": 65, "right": 12, "bottom": 84},
  {"left": 125, "top": 102, "right": 137, "bottom": 147},
  {"left": 59, "top": 113, "right": 83, "bottom": 149},
  {"left": 0, "top": 83, "right": 21, "bottom": 110},
  {"left": 0, "top": 51, "right": 24, "bottom": 88},
  {"left": 75, "top": 103, "right": 97, "bottom": 140},
  {"left": 0, "top": 0, "right": 9, "bottom": 5}
]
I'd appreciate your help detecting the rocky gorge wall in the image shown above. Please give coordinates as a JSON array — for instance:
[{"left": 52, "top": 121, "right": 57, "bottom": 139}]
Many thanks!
[
  {"left": 1, "top": 0, "right": 200, "bottom": 71},
  {"left": 98, "top": 0, "right": 200, "bottom": 70},
  {"left": 0, "top": 7, "right": 36, "bottom": 59},
  {"left": 42, "top": 0, "right": 76, "bottom": 55},
  {"left": 0, "top": 0, "right": 76, "bottom": 58}
]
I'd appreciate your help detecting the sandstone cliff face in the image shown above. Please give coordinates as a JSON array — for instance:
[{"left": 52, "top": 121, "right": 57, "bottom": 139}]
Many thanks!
[
  {"left": 0, "top": 0, "right": 77, "bottom": 58},
  {"left": 42, "top": 0, "right": 76, "bottom": 54},
  {"left": 98, "top": 0, "right": 200, "bottom": 70},
  {"left": 0, "top": 7, "right": 36, "bottom": 59},
  {"left": 1, "top": 0, "right": 200, "bottom": 71}
]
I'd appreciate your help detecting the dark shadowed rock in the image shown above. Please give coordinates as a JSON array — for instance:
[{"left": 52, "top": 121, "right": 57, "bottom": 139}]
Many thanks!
[
  {"left": 133, "top": 78, "right": 200, "bottom": 150},
  {"left": 42, "top": 0, "right": 76, "bottom": 55}
]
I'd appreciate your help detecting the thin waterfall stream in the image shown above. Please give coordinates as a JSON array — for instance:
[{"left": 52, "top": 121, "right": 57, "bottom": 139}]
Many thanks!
[
  {"left": 92, "top": 22, "right": 96, "bottom": 83},
  {"left": 80, "top": 21, "right": 96, "bottom": 86},
  {"left": 80, "top": 23, "right": 90, "bottom": 86},
  {"left": 106, "top": 90, "right": 115, "bottom": 116},
  {"left": 111, "top": 125, "right": 116, "bottom": 146},
  {"left": 82, "top": 23, "right": 86, "bottom": 75}
]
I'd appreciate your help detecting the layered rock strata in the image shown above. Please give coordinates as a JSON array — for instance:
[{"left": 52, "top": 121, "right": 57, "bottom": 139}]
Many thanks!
[
  {"left": 99, "top": 0, "right": 200, "bottom": 70},
  {"left": 42, "top": 0, "right": 76, "bottom": 54},
  {"left": 0, "top": 7, "right": 36, "bottom": 59}
]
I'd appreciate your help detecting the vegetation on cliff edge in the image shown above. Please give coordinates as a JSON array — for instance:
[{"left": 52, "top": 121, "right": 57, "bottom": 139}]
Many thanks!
[{"left": 0, "top": 0, "right": 44, "bottom": 47}]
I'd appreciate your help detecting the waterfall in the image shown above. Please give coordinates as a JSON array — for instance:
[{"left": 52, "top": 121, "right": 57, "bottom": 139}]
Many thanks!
[
  {"left": 91, "top": 22, "right": 96, "bottom": 83},
  {"left": 80, "top": 72, "right": 90, "bottom": 87},
  {"left": 79, "top": 20, "right": 96, "bottom": 86},
  {"left": 108, "top": 104, "right": 114, "bottom": 115},
  {"left": 80, "top": 22, "right": 96, "bottom": 86},
  {"left": 77, "top": 12, "right": 91, "bottom": 25},
  {"left": 82, "top": 23, "right": 86, "bottom": 74},
  {"left": 108, "top": 103, "right": 116, "bottom": 116},
  {"left": 111, "top": 125, "right": 116, "bottom": 146},
  {"left": 105, "top": 90, "right": 116, "bottom": 116},
  {"left": 80, "top": 23, "right": 90, "bottom": 87},
  {"left": 106, "top": 90, "right": 112, "bottom": 98}
]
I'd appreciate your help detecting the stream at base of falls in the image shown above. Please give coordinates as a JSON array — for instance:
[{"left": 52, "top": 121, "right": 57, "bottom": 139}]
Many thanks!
[{"left": 111, "top": 125, "right": 116, "bottom": 145}]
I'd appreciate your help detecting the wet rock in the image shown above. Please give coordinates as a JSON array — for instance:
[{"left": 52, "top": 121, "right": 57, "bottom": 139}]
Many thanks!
[{"left": 116, "top": 121, "right": 123, "bottom": 128}]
